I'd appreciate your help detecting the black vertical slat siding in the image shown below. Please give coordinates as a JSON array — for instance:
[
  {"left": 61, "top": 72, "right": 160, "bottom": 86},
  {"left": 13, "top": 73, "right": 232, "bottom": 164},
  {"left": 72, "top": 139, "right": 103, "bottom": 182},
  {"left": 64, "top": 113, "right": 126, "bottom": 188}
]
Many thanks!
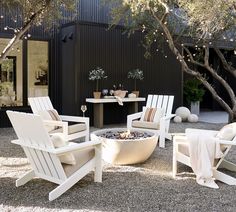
[{"left": 60, "top": 22, "right": 182, "bottom": 125}]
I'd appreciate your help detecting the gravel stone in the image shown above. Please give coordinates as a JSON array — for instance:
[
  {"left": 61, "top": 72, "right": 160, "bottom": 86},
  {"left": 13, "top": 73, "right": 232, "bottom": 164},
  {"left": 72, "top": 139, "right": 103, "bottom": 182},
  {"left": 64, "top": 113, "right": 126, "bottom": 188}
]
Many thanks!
[{"left": 1, "top": 122, "right": 236, "bottom": 212}]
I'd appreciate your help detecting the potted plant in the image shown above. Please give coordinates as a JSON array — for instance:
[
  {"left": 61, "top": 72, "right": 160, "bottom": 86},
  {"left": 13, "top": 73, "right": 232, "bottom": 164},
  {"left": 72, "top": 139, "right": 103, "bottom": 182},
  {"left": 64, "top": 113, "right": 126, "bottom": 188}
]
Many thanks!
[
  {"left": 183, "top": 78, "right": 205, "bottom": 115},
  {"left": 127, "top": 69, "right": 144, "bottom": 97},
  {"left": 89, "top": 67, "right": 108, "bottom": 99}
]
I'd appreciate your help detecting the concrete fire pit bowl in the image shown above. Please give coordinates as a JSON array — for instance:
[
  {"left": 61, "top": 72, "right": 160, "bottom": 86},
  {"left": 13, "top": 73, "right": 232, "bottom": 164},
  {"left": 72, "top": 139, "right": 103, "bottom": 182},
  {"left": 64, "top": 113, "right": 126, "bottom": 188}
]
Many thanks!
[{"left": 91, "top": 128, "right": 158, "bottom": 165}]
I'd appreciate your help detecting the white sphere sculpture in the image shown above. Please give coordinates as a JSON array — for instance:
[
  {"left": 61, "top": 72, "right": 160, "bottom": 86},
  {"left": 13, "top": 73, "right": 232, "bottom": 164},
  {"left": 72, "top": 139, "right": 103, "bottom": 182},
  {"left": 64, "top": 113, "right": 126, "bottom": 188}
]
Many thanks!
[
  {"left": 175, "top": 107, "right": 191, "bottom": 121},
  {"left": 188, "top": 114, "right": 199, "bottom": 123},
  {"left": 173, "top": 116, "right": 182, "bottom": 123}
]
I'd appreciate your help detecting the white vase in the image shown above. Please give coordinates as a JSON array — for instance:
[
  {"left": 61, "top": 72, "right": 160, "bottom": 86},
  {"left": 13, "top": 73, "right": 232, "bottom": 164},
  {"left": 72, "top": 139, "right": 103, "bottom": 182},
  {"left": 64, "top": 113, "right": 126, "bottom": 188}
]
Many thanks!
[{"left": 190, "top": 101, "right": 200, "bottom": 115}]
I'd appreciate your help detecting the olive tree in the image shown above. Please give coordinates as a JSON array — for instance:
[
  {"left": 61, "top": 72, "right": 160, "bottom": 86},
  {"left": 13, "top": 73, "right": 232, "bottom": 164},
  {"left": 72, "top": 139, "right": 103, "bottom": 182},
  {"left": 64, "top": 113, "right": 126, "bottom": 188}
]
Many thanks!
[
  {"left": 109, "top": 0, "right": 236, "bottom": 122},
  {"left": 0, "top": 0, "right": 75, "bottom": 63}
]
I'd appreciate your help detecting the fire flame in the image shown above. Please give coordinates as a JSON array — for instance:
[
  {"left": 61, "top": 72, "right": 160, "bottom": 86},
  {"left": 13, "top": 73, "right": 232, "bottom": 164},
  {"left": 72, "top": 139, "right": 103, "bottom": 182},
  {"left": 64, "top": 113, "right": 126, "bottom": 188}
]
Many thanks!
[{"left": 120, "top": 130, "right": 131, "bottom": 139}]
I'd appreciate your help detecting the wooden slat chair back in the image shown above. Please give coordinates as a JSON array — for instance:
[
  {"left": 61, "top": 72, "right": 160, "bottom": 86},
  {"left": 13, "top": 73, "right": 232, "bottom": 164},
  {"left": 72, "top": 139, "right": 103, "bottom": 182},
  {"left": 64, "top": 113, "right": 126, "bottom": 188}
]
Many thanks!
[
  {"left": 146, "top": 95, "right": 174, "bottom": 116},
  {"left": 7, "top": 110, "right": 102, "bottom": 201},
  {"left": 127, "top": 94, "right": 175, "bottom": 148},
  {"left": 173, "top": 128, "right": 236, "bottom": 186},
  {"left": 28, "top": 96, "right": 54, "bottom": 114},
  {"left": 28, "top": 96, "right": 90, "bottom": 141},
  {"left": 7, "top": 111, "right": 67, "bottom": 183}
]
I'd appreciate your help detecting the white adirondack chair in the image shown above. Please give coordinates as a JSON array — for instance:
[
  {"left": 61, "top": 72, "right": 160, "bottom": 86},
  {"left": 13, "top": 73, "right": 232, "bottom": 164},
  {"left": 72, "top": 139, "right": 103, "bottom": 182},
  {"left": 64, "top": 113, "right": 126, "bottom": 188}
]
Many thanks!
[
  {"left": 7, "top": 110, "right": 102, "bottom": 201},
  {"left": 28, "top": 96, "right": 89, "bottom": 141},
  {"left": 127, "top": 95, "right": 175, "bottom": 148},
  {"left": 173, "top": 128, "right": 236, "bottom": 186}
]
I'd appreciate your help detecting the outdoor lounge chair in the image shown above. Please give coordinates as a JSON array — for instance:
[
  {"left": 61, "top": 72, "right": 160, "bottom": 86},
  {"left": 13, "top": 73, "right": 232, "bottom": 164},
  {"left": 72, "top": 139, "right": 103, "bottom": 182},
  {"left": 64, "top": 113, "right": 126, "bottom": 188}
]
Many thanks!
[
  {"left": 173, "top": 128, "right": 236, "bottom": 186},
  {"left": 127, "top": 95, "right": 175, "bottom": 148},
  {"left": 28, "top": 96, "right": 89, "bottom": 141},
  {"left": 7, "top": 110, "right": 102, "bottom": 201}
]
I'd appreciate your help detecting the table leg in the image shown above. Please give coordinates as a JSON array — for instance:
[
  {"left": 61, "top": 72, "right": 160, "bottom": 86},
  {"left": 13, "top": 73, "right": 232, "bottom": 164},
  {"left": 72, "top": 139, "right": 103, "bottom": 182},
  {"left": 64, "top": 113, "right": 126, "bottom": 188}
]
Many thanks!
[
  {"left": 94, "top": 103, "right": 103, "bottom": 128},
  {"left": 128, "top": 102, "right": 138, "bottom": 114}
]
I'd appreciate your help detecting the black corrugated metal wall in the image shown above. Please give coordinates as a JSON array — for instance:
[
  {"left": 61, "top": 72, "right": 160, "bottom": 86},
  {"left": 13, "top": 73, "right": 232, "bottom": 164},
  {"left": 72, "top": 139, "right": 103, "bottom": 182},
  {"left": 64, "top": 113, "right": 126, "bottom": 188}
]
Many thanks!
[
  {"left": 0, "top": 0, "right": 183, "bottom": 126},
  {"left": 60, "top": 22, "right": 182, "bottom": 124}
]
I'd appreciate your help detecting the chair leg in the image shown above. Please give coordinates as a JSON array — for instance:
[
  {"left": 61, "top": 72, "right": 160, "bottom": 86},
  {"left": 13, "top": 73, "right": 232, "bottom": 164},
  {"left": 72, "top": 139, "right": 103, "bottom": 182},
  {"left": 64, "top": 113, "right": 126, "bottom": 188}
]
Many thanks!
[
  {"left": 85, "top": 133, "right": 89, "bottom": 141},
  {"left": 159, "top": 133, "right": 165, "bottom": 148},
  {"left": 16, "top": 170, "right": 35, "bottom": 187},
  {"left": 172, "top": 142, "right": 177, "bottom": 178},
  {"left": 213, "top": 169, "right": 236, "bottom": 185},
  {"left": 94, "top": 145, "right": 103, "bottom": 183}
]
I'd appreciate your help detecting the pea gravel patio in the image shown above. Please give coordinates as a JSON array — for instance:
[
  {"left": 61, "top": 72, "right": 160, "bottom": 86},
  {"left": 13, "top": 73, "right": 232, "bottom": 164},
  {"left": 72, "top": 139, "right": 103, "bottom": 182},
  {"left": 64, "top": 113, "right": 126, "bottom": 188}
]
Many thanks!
[{"left": 1, "top": 122, "right": 236, "bottom": 212}]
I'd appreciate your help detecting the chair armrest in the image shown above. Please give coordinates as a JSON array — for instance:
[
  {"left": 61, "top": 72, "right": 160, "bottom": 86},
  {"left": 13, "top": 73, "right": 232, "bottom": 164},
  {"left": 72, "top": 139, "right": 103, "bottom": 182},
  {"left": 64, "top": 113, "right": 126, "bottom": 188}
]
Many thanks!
[
  {"left": 217, "top": 139, "right": 236, "bottom": 146},
  {"left": 53, "top": 140, "right": 102, "bottom": 155},
  {"left": 173, "top": 135, "right": 188, "bottom": 144},
  {"left": 43, "top": 120, "right": 68, "bottom": 127},
  {"left": 60, "top": 115, "right": 89, "bottom": 125},
  {"left": 11, "top": 139, "right": 102, "bottom": 155},
  {"left": 127, "top": 112, "right": 142, "bottom": 121},
  {"left": 127, "top": 112, "right": 143, "bottom": 129},
  {"left": 160, "top": 114, "right": 176, "bottom": 121},
  {"left": 43, "top": 120, "right": 68, "bottom": 135},
  {"left": 185, "top": 128, "right": 218, "bottom": 135}
]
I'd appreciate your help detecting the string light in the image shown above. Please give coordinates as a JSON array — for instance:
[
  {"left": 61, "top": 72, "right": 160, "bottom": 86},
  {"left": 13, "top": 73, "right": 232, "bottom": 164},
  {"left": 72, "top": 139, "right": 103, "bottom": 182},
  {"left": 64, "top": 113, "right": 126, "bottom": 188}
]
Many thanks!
[{"left": 0, "top": 15, "right": 3, "bottom": 19}]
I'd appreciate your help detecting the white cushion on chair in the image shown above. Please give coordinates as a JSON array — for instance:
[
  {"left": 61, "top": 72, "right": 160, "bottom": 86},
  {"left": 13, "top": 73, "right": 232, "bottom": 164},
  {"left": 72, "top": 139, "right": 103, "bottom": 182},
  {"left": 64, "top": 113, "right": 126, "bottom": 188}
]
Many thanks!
[
  {"left": 140, "top": 107, "right": 164, "bottom": 123},
  {"left": 216, "top": 123, "right": 236, "bottom": 140},
  {"left": 50, "top": 123, "right": 87, "bottom": 134},
  {"left": 63, "top": 148, "right": 95, "bottom": 177},
  {"left": 132, "top": 120, "right": 160, "bottom": 130},
  {"left": 51, "top": 133, "right": 76, "bottom": 165}
]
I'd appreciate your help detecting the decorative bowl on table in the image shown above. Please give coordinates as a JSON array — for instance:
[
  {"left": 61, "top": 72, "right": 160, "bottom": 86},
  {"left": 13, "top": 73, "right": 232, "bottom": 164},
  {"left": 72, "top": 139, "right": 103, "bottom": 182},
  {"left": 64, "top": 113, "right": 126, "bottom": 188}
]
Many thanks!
[{"left": 113, "top": 90, "right": 128, "bottom": 98}]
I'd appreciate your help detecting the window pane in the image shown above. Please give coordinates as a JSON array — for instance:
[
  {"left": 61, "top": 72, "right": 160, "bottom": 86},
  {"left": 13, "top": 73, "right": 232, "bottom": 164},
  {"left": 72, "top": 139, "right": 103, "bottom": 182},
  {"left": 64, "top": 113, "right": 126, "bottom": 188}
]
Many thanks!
[
  {"left": 0, "top": 38, "right": 23, "bottom": 107},
  {"left": 28, "top": 40, "right": 48, "bottom": 98}
]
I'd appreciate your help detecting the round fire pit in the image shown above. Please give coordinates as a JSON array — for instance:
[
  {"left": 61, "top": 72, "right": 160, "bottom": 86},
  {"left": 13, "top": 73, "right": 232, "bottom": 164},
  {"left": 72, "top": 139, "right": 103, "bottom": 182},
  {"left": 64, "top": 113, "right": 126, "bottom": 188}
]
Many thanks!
[{"left": 91, "top": 128, "right": 158, "bottom": 165}]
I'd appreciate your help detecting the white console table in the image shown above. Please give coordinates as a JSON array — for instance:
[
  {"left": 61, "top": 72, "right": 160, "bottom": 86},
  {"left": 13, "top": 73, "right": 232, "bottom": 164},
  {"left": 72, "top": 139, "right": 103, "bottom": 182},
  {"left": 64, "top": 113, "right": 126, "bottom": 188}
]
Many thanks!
[{"left": 86, "top": 97, "right": 146, "bottom": 128}]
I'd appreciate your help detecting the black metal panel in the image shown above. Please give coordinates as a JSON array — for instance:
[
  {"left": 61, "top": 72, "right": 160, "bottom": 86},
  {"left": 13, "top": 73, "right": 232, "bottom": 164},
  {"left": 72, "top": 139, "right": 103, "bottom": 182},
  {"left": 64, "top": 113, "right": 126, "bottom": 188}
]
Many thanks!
[{"left": 60, "top": 22, "right": 182, "bottom": 125}]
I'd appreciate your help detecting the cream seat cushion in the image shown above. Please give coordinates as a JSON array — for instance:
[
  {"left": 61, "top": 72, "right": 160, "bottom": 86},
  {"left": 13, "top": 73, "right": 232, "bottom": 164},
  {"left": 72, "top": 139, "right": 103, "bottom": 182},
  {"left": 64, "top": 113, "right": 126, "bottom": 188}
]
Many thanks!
[
  {"left": 178, "top": 143, "right": 190, "bottom": 156},
  {"left": 132, "top": 120, "right": 160, "bottom": 130},
  {"left": 63, "top": 148, "right": 95, "bottom": 177},
  {"left": 51, "top": 123, "right": 87, "bottom": 134}
]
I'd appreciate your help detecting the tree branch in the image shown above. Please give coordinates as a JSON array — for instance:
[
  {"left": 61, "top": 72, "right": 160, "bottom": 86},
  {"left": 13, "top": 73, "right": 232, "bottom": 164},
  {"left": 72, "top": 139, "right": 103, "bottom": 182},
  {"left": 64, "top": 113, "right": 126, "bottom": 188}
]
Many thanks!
[
  {"left": 204, "top": 45, "right": 209, "bottom": 66},
  {"left": 183, "top": 46, "right": 206, "bottom": 68},
  {"left": 0, "top": 1, "right": 51, "bottom": 63},
  {"left": 150, "top": 7, "right": 233, "bottom": 116},
  {"left": 214, "top": 48, "right": 236, "bottom": 78}
]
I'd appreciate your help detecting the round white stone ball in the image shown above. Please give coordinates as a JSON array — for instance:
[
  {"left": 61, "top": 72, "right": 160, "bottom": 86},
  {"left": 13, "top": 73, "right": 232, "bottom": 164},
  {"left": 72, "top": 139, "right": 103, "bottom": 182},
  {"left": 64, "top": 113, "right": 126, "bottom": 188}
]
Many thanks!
[
  {"left": 173, "top": 116, "right": 182, "bottom": 123},
  {"left": 175, "top": 107, "right": 191, "bottom": 121},
  {"left": 188, "top": 114, "right": 198, "bottom": 123}
]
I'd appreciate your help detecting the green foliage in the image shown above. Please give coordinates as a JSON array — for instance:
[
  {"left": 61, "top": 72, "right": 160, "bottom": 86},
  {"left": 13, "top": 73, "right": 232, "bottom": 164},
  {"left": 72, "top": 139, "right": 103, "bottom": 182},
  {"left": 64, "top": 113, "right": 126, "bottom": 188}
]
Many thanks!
[
  {"left": 89, "top": 67, "right": 108, "bottom": 81},
  {"left": 184, "top": 78, "right": 205, "bottom": 103},
  {"left": 127, "top": 68, "right": 144, "bottom": 90},
  {"left": 89, "top": 67, "right": 108, "bottom": 91},
  {"left": 108, "top": 0, "right": 236, "bottom": 53},
  {"left": 0, "top": 0, "right": 76, "bottom": 31},
  {"left": 127, "top": 69, "right": 144, "bottom": 80}
]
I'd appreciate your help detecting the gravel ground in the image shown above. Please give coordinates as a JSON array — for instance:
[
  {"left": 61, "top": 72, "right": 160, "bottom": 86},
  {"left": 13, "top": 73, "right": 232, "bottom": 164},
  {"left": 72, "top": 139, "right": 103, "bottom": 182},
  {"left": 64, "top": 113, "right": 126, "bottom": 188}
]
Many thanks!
[{"left": 1, "top": 122, "right": 236, "bottom": 212}]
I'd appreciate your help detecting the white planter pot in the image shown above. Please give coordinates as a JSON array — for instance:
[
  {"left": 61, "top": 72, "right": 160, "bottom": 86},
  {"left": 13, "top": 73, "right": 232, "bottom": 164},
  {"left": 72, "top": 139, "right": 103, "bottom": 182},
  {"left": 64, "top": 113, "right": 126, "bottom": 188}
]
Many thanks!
[{"left": 190, "top": 101, "right": 200, "bottom": 115}]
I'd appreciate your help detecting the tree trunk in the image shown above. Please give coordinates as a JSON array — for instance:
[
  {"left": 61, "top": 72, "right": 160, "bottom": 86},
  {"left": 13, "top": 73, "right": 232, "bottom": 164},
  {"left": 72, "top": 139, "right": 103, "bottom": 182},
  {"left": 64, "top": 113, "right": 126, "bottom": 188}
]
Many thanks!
[{"left": 0, "top": 2, "right": 51, "bottom": 64}]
